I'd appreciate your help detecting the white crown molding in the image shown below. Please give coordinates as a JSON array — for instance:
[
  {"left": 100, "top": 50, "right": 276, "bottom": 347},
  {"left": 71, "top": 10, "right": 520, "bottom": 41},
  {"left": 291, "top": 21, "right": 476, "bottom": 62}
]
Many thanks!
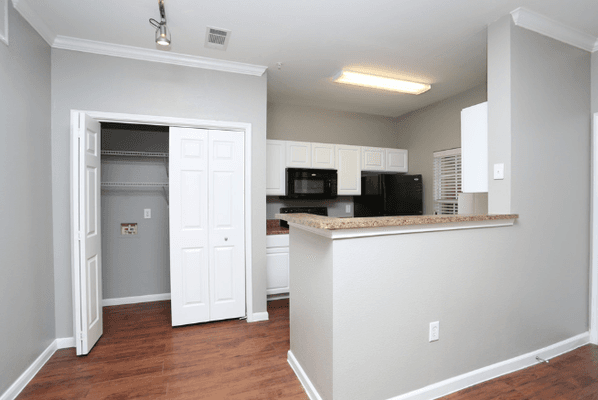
[
  {"left": 11, "top": 0, "right": 55, "bottom": 45},
  {"left": 53, "top": 35, "right": 267, "bottom": 76},
  {"left": 511, "top": 7, "right": 597, "bottom": 52}
]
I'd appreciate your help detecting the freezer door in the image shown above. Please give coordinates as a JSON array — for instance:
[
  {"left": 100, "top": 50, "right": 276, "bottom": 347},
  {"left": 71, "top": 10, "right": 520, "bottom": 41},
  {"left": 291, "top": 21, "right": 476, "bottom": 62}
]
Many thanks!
[{"left": 383, "top": 174, "right": 423, "bottom": 215}]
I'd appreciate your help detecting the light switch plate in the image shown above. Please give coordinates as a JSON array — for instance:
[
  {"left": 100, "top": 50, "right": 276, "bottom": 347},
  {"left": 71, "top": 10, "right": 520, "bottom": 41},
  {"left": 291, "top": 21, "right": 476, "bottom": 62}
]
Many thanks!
[
  {"left": 493, "top": 163, "right": 505, "bottom": 180},
  {"left": 144, "top": 209, "right": 151, "bottom": 219}
]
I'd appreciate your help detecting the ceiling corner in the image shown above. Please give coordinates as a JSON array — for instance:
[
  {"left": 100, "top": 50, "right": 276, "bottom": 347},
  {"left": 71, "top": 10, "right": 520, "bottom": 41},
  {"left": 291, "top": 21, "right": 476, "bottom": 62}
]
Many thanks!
[
  {"left": 510, "top": 7, "right": 597, "bottom": 52},
  {"left": 12, "top": 0, "right": 56, "bottom": 45}
]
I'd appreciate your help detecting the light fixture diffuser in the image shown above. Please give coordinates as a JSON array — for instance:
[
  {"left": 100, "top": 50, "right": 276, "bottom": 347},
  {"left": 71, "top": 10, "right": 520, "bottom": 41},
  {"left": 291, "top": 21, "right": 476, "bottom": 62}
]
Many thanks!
[{"left": 333, "top": 70, "right": 431, "bottom": 95}]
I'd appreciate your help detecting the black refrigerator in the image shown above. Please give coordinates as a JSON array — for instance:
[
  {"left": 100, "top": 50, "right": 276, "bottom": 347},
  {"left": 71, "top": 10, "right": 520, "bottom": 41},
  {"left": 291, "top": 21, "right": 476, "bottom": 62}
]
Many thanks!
[{"left": 353, "top": 174, "right": 423, "bottom": 217}]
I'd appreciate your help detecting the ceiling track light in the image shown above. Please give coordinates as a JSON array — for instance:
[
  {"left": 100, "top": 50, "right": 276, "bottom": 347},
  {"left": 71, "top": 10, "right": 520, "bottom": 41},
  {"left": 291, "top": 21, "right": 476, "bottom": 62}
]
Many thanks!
[
  {"left": 333, "top": 70, "right": 431, "bottom": 95},
  {"left": 149, "top": 0, "right": 171, "bottom": 46}
]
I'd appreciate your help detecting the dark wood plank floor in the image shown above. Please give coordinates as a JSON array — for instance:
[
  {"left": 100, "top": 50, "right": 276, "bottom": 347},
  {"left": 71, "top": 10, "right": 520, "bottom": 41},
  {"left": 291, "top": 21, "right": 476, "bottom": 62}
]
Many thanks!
[
  {"left": 16, "top": 299, "right": 308, "bottom": 400},
  {"left": 441, "top": 344, "right": 598, "bottom": 400},
  {"left": 15, "top": 298, "right": 598, "bottom": 400}
]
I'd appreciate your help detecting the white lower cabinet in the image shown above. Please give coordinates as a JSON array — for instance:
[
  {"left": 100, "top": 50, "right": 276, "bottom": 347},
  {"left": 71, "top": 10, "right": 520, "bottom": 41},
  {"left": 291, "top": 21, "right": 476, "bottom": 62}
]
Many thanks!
[{"left": 266, "top": 235, "right": 289, "bottom": 295}]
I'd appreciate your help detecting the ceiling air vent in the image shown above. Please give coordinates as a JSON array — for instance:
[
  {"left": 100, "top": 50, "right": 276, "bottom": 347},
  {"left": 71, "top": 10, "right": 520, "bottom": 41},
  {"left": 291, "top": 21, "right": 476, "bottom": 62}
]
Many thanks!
[{"left": 205, "top": 27, "right": 231, "bottom": 51}]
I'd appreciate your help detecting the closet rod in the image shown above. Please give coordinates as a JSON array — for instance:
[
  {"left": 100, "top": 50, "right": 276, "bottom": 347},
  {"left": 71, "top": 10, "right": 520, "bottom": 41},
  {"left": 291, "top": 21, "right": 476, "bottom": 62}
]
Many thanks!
[{"left": 101, "top": 150, "right": 169, "bottom": 158}]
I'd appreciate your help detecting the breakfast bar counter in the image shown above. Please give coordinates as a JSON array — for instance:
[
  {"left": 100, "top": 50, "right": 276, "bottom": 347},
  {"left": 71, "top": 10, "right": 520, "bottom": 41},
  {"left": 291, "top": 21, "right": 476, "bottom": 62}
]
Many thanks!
[{"left": 276, "top": 213, "right": 519, "bottom": 400}]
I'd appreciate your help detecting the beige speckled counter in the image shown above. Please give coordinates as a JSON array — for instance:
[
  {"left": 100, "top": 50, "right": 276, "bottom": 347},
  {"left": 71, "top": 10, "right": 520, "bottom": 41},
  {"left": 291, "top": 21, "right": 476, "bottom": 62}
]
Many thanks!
[{"left": 275, "top": 213, "right": 518, "bottom": 238}]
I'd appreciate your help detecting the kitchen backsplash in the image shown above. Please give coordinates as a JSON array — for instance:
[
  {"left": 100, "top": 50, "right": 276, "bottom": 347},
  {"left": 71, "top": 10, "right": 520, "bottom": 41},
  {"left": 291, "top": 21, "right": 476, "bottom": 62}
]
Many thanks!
[{"left": 266, "top": 196, "right": 354, "bottom": 219}]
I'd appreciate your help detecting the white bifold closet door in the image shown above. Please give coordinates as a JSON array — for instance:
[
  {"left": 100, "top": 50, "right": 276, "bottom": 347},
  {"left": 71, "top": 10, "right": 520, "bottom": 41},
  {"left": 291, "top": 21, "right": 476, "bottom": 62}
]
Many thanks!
[
  {"left": 72, "top": 113, "right": 103, "bottom": 355},
  {"left": 169, "top": 127, "right": 245, "bottom": 326}
]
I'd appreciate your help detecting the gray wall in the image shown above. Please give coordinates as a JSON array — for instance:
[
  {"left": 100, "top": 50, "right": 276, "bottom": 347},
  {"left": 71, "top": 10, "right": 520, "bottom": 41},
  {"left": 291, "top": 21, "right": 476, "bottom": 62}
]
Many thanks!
[
  {"left": 101, "top": 126, "right": 170, "bottom": 300},
  {"left": 488, "top": 16, "right": 513, "bottom": 214},
  {"left": 0, "top": 2, "right": 55, "bottom": 396},
  {"left": 51, "top": 50, "right": 267, "bottom": 338},
  {"left": 267, "top": 102, "right": 398, "bottom": 147},
  {"left": 393, "top": 84, "right": 488, "bottom": 214}
]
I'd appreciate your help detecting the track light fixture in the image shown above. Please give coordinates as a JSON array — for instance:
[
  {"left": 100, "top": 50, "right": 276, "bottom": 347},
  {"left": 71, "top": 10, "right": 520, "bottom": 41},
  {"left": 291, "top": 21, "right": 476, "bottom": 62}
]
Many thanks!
[{"left": 149, "top": 0, "right": 171, "bottom": 46}]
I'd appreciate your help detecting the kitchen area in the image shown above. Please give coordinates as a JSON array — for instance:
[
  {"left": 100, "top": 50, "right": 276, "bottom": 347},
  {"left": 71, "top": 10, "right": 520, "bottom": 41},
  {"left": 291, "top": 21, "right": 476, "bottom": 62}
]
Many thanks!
[{"left": 265, "top": 92, "right": 524, "bottom": 400}]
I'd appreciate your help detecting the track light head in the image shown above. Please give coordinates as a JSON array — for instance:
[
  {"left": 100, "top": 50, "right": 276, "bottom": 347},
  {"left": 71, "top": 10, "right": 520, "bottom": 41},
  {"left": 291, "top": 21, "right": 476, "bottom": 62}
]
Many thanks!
[{"left": 149, "top": 0, "right": 171, "bottom": 46}]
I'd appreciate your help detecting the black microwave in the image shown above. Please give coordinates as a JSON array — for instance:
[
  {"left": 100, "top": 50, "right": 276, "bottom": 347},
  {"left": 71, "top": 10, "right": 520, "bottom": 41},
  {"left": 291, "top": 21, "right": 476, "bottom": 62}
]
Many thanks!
[{"left": 283, "top": 168, "right": 338, "bottom": 199}]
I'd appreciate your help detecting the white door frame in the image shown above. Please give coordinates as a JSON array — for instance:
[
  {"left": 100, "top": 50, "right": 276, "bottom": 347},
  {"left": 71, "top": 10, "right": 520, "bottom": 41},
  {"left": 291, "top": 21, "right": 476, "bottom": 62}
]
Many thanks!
[
  {"left": 591, "top": 112, "right": 598, "bottom": 344},
  {"left": 70, "top": 110, "right": 257, "bottom": 346}
]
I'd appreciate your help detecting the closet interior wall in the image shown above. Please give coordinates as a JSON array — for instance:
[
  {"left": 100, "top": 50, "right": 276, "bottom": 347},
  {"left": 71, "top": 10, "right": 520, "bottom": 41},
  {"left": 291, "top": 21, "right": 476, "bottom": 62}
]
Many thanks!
[{"left": 101, "top": 123, "right": 171, "bottom": 302}]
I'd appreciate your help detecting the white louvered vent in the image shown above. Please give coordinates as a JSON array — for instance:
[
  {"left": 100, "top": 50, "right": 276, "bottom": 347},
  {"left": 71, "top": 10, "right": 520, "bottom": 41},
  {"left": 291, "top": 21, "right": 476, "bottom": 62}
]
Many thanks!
[{"left": 205, "top": 27, "right": 231, "bottom": 50}]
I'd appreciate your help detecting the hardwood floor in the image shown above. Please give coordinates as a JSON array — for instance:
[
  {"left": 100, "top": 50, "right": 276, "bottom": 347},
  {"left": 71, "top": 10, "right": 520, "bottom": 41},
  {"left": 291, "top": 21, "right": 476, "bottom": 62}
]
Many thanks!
[
  {"left": 15, "top": 299, "right": 598, "bottom": 400},
  {"left": 441, "top": 344, "right": 598, "bottom": 400},
  {"left": 16, "top": 299, "right": 308, "bottom": 400}
]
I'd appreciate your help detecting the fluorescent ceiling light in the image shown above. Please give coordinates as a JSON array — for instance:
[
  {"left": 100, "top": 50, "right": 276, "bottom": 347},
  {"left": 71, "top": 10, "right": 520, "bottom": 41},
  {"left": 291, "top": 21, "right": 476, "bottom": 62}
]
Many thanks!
[{"left": 333, "top": 70, "right": 431, "bottom": 95}]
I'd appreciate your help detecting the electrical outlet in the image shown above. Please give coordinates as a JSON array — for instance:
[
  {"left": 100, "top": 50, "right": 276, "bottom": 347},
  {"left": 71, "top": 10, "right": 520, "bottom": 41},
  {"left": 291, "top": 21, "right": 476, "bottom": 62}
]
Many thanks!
[
  {"left": 346, "top": 204, "right": 351, "bottom": 213},
  {"left": 429, "top": 321, "right": 439, "bottom": 342},
  {"left": 144, "top": 209, "right": 151, "bottom": 219}
]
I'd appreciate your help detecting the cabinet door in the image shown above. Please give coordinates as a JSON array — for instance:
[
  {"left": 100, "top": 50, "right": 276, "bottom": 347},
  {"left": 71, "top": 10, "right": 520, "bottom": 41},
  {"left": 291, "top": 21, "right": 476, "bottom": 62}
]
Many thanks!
[
  {"left": 336, "top": 145, "right": 361, "bottom": 195},
  {"left": 286, "top": 141, "right": 311, "bottom": 168},
  {"left": 461, "top": 102, "right": 488, "bottom": 192},
  {"left": 266, "top": 247, "right": 290, "bottom": 295},
  {"left": 266, "top": 140, "right": 286, "bottom": 195},
  {"left": 386, "top": 149, "right": 408, "bottom": 173},
  {"left": 311, "top": 143, "right": 335, "bottom": 169},
  {"left": 361, "top": 147, "right": 386, "bottom": 171}
]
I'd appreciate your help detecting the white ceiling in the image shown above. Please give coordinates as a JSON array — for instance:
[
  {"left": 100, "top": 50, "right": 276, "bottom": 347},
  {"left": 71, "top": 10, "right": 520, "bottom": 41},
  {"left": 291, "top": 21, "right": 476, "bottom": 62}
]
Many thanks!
[{"left": 16, "top": 0, "right": 598, "bottom": 117}]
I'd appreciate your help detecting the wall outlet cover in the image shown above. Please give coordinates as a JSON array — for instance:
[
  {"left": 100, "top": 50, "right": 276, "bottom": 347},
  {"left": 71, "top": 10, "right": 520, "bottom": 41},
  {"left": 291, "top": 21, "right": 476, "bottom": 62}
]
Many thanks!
[
  {"left": 429, "top": 321, "right": 440, "bottom": 342},
  {"left": 144, "top": 209, "right": 151, "bottom": 219},
  {"left": 493, "top": 163, "right": 505, "bottom": 180}
]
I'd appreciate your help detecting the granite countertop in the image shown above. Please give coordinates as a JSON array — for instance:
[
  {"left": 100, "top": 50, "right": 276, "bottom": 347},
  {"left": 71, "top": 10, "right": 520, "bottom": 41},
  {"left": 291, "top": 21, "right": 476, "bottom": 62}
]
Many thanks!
[
  {"left": 275, "top": 213, "right": 519, "bottom": 230},
  {"left": 267, "top": 219, "right": 289, "bottom": 235}
]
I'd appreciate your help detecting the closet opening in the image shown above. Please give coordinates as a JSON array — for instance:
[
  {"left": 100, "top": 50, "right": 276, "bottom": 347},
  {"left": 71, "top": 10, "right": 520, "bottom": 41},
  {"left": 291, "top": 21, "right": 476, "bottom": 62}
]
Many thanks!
[
  {"left": 100, "top": 123, "right": 171, "bottom": 314},
  {"left": 71, "top": 110, "right": 255, "bottom": 356}
]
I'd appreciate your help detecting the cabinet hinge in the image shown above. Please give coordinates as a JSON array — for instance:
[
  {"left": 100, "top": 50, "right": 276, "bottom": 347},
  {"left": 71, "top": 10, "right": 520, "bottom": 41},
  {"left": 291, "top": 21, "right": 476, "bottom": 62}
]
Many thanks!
[
  {"left": 79, "top": 332, "right": 85, "bottom": 340},
  {"left": 78, "top": 231, "right": 82, "bottom": 241}
]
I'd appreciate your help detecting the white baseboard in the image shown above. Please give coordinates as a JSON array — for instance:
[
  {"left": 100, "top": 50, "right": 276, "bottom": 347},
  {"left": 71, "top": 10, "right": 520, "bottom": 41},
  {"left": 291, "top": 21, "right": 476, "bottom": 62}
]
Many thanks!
[
  {"left": 102, "top": 293, "right": 171, "bottom": 307},
  {"left": 247, "top": 311, "right": 269, "bottom": 322},
  {"left": 0, "top": 340, "right": 57, "bottom": 400},
  {"left": 389, "top": 332, "right": 590, "bottom": 400},
  {"left": 56, "top": 337, "right": 75, "bottom": 349},
  {"left": 287, "top": 350, "right": 323, "bottom": 400},
  {"left": 286, "top": 333, "right": 589, "bottom": 400}
]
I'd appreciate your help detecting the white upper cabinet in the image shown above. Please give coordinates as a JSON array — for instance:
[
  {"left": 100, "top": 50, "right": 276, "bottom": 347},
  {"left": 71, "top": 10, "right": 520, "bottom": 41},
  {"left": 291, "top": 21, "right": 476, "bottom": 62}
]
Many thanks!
[
  {"left": 311, "top": 142, "right": 336, "bottom": 169},
  {"left": 361, "top": 147, "right": 408, "bottom": 173},
  {"left": 286, "top": 141, "right": 311, "bottom": 168},
  {"left": 386, "top": 149, "right": 408, "bottom": 173},
  {"left": 361, "top": 147, "right": 386, "bottom": 171},
  {"left": 461, "top": 102, "right": 488, "bottom": 192},
  {"left": 266, "top": 140, "right": 287, "bottom": 196},
  {"left": 336, "top": 145, "right": 361, "bottom": 195}
]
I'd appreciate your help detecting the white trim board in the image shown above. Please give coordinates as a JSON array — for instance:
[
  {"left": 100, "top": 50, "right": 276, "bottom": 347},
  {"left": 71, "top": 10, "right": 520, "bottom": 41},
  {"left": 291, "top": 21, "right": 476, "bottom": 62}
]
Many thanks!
[
  {"left": 102, "top": 293, "right": 171, "bottom": 307},
  {"left": 287, "top": 350, "right": 323, "bottom": 400},
  {"left": 288, "top": 333, "right": 589, "bottom": 400},
  {"left": 248, "top": 312, "right": 269, "bottom": 323},
  {"left": 591, "top": 112, "right": 598, "bottom": 345},
  {"left": 56, "top": 337, "right": 75, "bottom": 349},
  {"left": 510, "top": 7, "right": 598, "bottom": 52},
  {"left": 0, "top": 340, "right": 57, "bottom": 400},
  {"left": 52, "top": 36, "right": 267, "bottom": 76}
]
